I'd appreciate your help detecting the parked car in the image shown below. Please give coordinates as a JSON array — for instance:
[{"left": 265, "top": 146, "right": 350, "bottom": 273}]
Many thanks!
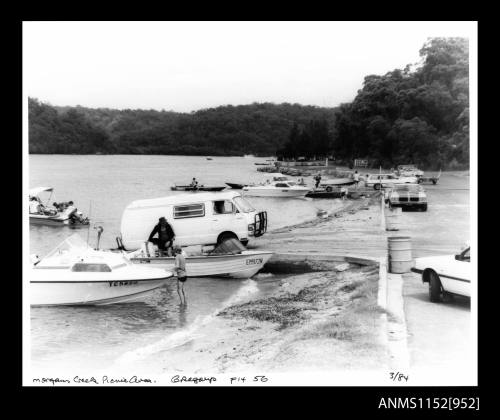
[
  {"left": 365, "top": 173, "right": 418, "bottom": 190},
  {"left": 120, "top": 191, "right": 267, "bottom": 250},
  {"left": 396, "top": 164, "right": 425, "bottom": 178},
  {"left": 411, "top": 246, "right": 471, "bottom": 302},
  {"left": 387, "top": 184, "right": 427, "bottom": 211}
]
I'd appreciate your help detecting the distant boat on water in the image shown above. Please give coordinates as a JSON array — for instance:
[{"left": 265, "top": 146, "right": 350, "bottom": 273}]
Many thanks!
[
  {"left": 225, "top": 182, "right": 246, "bottom": 189},
  {"left": 206, "top": 157, "right": 213, "bottom": 160},
  {"left": 171, "top": 184, "right": 226, "bottom": 191}
]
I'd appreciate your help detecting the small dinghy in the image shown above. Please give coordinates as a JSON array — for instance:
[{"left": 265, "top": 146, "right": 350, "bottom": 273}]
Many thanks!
[
  {"left": 170, "top": 184, "right": 226, "bottom": 192},
  {"left": 225, "top": 182, "right": 246, "bottom": 189},
  {"left": 29, "top": 234, "right": 172, "bottom": 306},
  {"left": 306, "top": 187, "right": 347, "bottom": 198},
  {"left": 128, "top": 238, "right": 273, "bottom": 279}
]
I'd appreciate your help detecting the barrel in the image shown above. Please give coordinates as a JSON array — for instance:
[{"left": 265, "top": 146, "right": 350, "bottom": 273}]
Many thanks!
[
  {"left": 388, "top": 236, "right": 413, "bottom": 273},
  {"left": 385, "top": 207, "right": 402, "bottom": 231}
]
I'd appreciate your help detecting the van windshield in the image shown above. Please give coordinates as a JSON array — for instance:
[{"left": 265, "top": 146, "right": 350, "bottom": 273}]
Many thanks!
[{"left": 233, "top": 196, "right": 255, "bottom": 213}]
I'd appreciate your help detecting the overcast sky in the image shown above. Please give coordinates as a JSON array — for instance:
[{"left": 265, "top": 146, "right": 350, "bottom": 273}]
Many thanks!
[{"left": 23, "top": 21, "right": 476, "bottom": 112}]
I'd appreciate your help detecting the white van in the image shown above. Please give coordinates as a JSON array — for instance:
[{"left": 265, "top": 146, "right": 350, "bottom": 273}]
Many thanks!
[{"left": 119, "top": 191, "right": 267, "bottom": 251}]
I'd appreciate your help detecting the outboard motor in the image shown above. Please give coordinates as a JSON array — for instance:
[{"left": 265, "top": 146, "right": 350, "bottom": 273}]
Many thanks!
[{"left": 94, "top": 226, "right": 103, "bottom": 250}]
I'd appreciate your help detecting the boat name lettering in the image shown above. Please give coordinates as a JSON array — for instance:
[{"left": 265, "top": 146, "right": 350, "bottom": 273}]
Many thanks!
[
  {"left": 246, "top": 258, "right": 263, "bottom": 265},
  {"left": 108, "top": 280, "right": 139, "bottom": 287},
  {"left": 171, "top": 375, "right": 217, "bottom": 384}
]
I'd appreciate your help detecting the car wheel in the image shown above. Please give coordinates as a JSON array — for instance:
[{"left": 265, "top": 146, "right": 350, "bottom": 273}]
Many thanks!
[
  {"left": 217, "top": 232, "right": 238, "bottom": 244},
  {"left": 326, "top": 186, "right": 333, "bottom": 192},
  {"left": 432, "top": 180, "right": 437, "bottom": 185},
  {"left": 374, "top": 183, "right": 381, "bottom": 190},
  {"left": 420, "top": 203, "right": 427, "bottom": 211},
  {"left": 428, "top": 271, "right": 443, "bottom": 302}
]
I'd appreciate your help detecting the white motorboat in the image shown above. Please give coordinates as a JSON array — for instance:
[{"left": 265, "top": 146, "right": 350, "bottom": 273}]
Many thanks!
[
  {"left": 242, "top": 181, "right": 311, "bottom": 198},
  {"left": 29, "top": 234, "right": 173, "bottom": 306},
  {"left": 128, "top": 238, "right": 273, "bottom": 279},
  {"left": 29, "top": 187, "right": 89, "bottom": 227}
]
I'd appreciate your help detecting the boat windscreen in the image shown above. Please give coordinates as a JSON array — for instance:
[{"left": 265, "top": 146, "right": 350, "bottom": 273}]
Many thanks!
[
  {"left": 45, "top": 233, "right": 90, "bottom": 258},
  {"left": 209, "top": 238, "right": 246, "bottom": 255}
]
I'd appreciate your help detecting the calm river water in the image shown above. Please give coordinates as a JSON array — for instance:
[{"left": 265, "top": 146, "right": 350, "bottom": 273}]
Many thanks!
[{"left": 28, "top": 155, "right": 341, "bottom": 373}]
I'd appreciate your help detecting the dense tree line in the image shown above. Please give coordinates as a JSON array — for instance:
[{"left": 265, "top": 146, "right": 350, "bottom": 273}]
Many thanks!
[
  {"left": 29, "top": 100, "right": 337, "bottom": 156},
  {"left": 29, "top": 38, "right": 470, "bottom": 169},
  {"left": 332, "top": 38, "right": 469, "bottom": 170},
  {"left": 277, "top": 120, "right": 333, "bottom": 159}
]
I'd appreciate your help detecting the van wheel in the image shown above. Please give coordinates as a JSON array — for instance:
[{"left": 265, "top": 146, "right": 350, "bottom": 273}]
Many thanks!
[
  {"left": 217, "top": 232, "right": 238, "bottom": 244},
  {"left": 429, "top": 271, "right": 443, "bottom": 302}
]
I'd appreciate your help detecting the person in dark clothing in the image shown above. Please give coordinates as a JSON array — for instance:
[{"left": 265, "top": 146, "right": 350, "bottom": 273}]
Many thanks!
[
  {"left": 148, "top": 217, "right": 175, "bottom": 256},
  {"left": 314, "top": 174, "right": 322, "bottom": 188}
]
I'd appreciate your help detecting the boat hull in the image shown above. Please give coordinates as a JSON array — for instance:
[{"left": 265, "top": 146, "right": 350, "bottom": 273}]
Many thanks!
[
  {"left": 30, "top": 215, "right": 89, "bottom": 227},
  {"left": 29, "top": 263, "right": 172, "bottom": 306},
  {"left": 306, "top": 190, "right": 345, "bottom": 198},
  {"left": 321, "top": 178, "right": 356, "bottom": 186},
  {"left": 242, "top": 188, "right": 309, "bottom": 197},
  {"left": 30, "top": 277, "right": 170, "bottom": 306},
  {"left": 171, "top": 186, "right": 226, "bottom": 191},
  {"left": 225, "top": 183, "right": 245, "bottom": 189},
  {"left": 129, "top": 251, "right": 273, "bottom": 278}
]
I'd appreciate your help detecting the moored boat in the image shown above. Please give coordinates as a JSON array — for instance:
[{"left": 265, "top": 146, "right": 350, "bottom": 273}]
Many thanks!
[
  {"left": 29, "top": 187, "right": 90, "bottom": 227},
  {"left": 29, "top": 234, "right": 172, "bottom": 306},
  {"left": 242, "top": 181, "right": 310, "bottom": 197},
  {"left": 320, "top": 178, "right": 356, "bottom": 188}
]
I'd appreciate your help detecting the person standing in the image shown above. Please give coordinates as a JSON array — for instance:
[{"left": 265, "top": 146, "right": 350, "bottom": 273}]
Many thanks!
[
  {"left": 173, "top": 245, "right": 187, "bottom": 305},
  {"left": 148, "top": 217, "right": 176, "bottom": 256},
  {"left": 314, "top": 174, "right": 322, "bottom": 188},
  {"left": 190, "top": 178, "right": 198, "bottom": 190},
  {"left": 29, "top": 197, "right": 42, "bottom": 214},
  {"left": 353, "top": 171, "right": 360, "bottom": 189}
]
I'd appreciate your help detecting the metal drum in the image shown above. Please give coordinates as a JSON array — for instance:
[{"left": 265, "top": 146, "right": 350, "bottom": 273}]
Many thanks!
[
  {"left": 385, "top": 207, "right": 402, "bottom": 231},
  {"left": 388, "top": 236, "right": 413, "bottom": 273}
]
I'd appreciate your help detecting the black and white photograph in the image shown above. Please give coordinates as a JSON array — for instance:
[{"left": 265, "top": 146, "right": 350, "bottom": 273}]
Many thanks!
[{"left": 23, "top": 21, "right": 477, "bottom": 389}]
